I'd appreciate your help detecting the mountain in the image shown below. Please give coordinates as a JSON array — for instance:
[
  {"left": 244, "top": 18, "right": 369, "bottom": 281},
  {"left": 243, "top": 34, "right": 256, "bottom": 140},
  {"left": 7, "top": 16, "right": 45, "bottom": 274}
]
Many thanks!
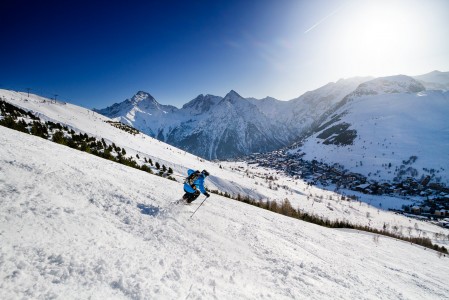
[
  {"left": 166, "top": 90, "right": 294, "bottom": 159},
  {"left": 349, "top": 75, "right": 425, "bottom": 96},
  {"left": 96, "top": 78, "right": 371, "bottom": 160},
  {"left": 91, "top": 71, "right": 449, "bottom": 186},
  {"left": 97, "top": 90, "right": 296, "bottom": 160},
  {"left": 290, "top": 75, "right": 449, "bottom": 185},
  {"left": 247, "top": 96, "right": 290, "bottom": 119},
  {"left": 94, "top": 91, "right": 179, "bottom": 139},
  {"left": 281, "top": 77, "right": 373, "bottom": 136},
  {"left": 94, "top": 91, "right": 178, "bottom": 118},
  {"left": 413, "top": 70, "right": 449, "bottom": 91},
  {"left": 182, "top": 93, "right": 222, "bottom": 115},
  {"left": 1, "top": 124, "right": 449, "bottom": 299}
]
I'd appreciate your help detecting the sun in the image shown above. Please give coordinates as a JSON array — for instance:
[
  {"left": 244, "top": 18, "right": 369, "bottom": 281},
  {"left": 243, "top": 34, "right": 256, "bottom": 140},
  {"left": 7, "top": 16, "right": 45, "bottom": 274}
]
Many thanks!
[{"left": 327, "top": 0, "right": 426, "bottom": 76}]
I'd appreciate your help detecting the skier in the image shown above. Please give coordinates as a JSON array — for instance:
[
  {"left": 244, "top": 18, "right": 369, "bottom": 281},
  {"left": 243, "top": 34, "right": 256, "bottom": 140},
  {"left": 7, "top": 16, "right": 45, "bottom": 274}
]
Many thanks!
[{"left": 183, "top": 169, "right": 210, "bottom": 203}]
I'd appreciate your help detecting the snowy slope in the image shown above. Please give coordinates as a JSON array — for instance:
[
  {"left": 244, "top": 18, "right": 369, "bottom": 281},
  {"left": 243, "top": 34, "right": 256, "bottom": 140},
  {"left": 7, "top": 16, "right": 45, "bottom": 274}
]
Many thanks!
[
  {"left": 294, "top": 76, "right": 449, "bottom": 185},
  {"left": 2, "top": 88, "right": 448, "bottom": 243},
  {"left": 351, "top": 75, "right": 425, "bottom": 96},
  {"left": 0, "top": 89, "right": 212, "bottom": 177},
  {"left": 1, "top": 126, "right": 449, "bottom": 299},
  {"left": 281, "top": 77, "right": 372, "bottom": 134},
  {"left": 413, "top": 70, "right": 449, "bottom": 91},
  {"left": 0, "top": 89, "right": 291, "bottom": 202}
]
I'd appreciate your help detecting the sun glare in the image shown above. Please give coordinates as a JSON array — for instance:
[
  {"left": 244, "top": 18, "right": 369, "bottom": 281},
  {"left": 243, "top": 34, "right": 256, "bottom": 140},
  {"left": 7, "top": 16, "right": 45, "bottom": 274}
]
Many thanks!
[{"left": 327, "top": 1, "right": 426, "bottom": 76}]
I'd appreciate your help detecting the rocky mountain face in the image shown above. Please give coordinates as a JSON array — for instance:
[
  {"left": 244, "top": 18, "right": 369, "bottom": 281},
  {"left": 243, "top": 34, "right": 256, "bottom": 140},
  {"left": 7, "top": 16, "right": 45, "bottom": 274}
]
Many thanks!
[
  {"left": 95, "top": 71, "right": 448, "bottom": 161},
  {"left": 94, "top": 91, "right": 179, "bottom": 139},
  {"left": 165, "top": 91, "right": 295, "bottom": 159},
  {"left": 96, "top": 90, "right": 297, "bottom": 159}
]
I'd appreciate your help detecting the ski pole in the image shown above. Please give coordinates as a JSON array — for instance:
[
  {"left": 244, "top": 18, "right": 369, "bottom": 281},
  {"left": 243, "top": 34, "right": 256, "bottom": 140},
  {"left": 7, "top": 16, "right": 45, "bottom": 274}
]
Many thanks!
[{"left": 189, "top": 195, "right": 209, "bottom": 219}]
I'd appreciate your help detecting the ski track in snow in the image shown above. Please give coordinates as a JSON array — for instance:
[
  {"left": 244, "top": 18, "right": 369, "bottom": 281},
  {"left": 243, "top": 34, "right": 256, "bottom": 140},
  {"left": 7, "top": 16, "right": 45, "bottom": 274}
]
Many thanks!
[{"left": 1, "top": 126, "right": 449, "bottom": 299}]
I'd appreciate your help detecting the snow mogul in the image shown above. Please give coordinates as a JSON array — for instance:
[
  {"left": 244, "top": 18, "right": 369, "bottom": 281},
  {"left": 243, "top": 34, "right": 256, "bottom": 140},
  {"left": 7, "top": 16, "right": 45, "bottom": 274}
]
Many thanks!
[{"left": 182, "top": 169, "right": 210, "bottom": 203}]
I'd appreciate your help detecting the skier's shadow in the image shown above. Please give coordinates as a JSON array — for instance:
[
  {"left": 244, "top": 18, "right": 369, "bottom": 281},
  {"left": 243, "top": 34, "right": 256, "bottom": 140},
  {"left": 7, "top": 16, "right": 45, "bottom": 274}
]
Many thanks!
[{"left": 137, "top": 203, "right": 161, "bottom": 217}]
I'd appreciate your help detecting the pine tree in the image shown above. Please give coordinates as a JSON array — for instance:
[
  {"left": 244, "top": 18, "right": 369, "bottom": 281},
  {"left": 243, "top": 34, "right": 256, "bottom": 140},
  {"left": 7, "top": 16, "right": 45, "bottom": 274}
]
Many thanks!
[
  {"left": 141, "top": 164, "right": 153, "bottom": 174},
  {"left": 155, "top": 162, "right": 160, "bottom": 169},
  {"left": 270, "top": 201, "right": 278, "bottom": 213},
  {"left": 30, "top": 121, "right": 48, "bottom": 138},
  {"left": 0, "top": 116, "right": 17, "bottom": 130},
  {"left": 52, "top": 131, "right": 67, "bottom": 145}
]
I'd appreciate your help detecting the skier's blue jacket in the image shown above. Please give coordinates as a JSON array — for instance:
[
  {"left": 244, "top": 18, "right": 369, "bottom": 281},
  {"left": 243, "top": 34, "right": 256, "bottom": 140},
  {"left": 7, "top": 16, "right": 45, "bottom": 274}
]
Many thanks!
[{"left": 184, "top": 169, "right": 207, "bottom": 194}]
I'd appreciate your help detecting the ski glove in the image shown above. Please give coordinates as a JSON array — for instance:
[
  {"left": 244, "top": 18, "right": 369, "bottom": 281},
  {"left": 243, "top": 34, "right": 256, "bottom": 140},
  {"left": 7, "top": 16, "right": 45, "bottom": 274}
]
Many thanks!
[{"left": 205, "top": 192, "right": 210, "bottom": 198}]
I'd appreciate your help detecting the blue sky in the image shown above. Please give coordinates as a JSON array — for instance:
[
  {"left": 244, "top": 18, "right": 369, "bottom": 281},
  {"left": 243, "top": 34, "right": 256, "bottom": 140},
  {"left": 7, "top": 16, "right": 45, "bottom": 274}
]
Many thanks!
[{"left": 1, "top": 0, "right": 448, "bottom": 108}]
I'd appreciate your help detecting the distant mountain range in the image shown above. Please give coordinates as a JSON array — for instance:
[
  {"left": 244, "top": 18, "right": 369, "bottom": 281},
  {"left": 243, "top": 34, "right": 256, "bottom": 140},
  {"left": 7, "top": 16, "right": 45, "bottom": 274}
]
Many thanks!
[
  {"left": 290, "top": 74, "right": 449, "bottom": 184},
  {"left": 95, "top": 71, "right": 449, "bottom": 163}
]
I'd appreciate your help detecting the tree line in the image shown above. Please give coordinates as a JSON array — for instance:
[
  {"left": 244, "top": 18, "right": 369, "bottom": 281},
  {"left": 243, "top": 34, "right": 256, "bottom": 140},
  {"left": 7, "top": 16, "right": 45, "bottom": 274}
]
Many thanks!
[
  {"left": 208, "top": 189, "right": 448, "bottom": 255},
  {"left": 0, "top": 100, "right": 175, "bottom": 180}
]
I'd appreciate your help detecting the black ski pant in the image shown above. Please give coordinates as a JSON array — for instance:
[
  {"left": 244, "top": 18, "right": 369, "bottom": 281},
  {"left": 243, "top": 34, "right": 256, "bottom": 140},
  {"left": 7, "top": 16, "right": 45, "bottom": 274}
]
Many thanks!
[{"left": 183, "top": 188, "right": 200, "bottom": 203}]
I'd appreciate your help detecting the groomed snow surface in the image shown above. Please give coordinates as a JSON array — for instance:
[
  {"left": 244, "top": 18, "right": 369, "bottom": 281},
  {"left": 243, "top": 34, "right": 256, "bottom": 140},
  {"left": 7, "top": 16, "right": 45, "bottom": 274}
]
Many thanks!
[{"left": 1, "top": 127, "right": 449, "bottom": 299}]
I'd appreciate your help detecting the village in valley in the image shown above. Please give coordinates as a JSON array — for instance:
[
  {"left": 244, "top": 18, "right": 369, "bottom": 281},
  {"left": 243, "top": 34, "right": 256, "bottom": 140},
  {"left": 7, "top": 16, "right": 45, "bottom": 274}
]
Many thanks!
[{"left": 245, "top": 150, "right": 449, "bottom": 229}]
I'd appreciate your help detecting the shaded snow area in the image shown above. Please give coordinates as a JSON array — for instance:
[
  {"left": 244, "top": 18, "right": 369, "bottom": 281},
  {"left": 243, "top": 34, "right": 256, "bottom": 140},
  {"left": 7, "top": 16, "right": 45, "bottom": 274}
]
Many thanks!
[{"left": 1, "top": 127, "right": 449, "bottom": 299}]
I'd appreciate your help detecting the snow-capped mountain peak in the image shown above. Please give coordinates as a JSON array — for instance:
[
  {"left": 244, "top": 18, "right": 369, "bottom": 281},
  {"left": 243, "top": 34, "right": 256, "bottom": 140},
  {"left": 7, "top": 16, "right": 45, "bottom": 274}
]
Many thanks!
[
  {"left": 221, "top": 90, "right": 244, "bottom": 104},
  {"left": 182, "top": 94, "right": 222, "bottom": 115},
  {"left": 131, "top": 91, "right": 155, "bottom": 103},
  {"left": 129, "top": 91, "right": 173, "bottom": 113},
  {"left": 353, "top": 75, "right": 425, "bottom": 97},
  {"left": 93, "top": 90, "right": 170, "bottom": 118},
  {"left": 413, "top": 70, "right": 449, "bottom": 90}
]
